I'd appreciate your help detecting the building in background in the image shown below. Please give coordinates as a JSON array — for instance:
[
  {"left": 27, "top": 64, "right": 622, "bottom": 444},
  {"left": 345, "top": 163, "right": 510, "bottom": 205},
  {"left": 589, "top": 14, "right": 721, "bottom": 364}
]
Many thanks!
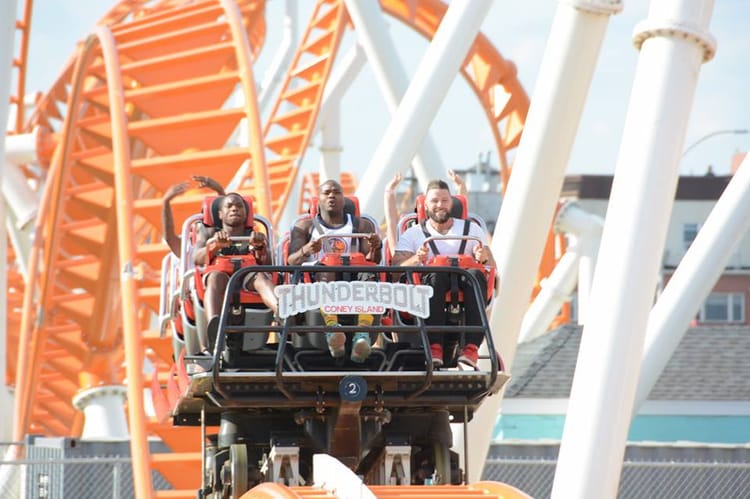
[
  {"left": 562, "top": 168, "right": 750, "bottom": 327},
  {"left": 485, "top": 162, "right": 750, "bottom": 497}
]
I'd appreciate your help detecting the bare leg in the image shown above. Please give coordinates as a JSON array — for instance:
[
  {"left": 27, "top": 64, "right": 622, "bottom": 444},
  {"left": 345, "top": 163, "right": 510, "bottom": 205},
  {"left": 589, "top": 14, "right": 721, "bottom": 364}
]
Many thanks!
[
  {"left": 248, "top": 274, "right": 278, "bottom": 315},
  {"left": 203, "top": 271, "right": 229, "bottom": 352},
  {"left": 205, "top": 271, "right": 230, "bottom": 319}
]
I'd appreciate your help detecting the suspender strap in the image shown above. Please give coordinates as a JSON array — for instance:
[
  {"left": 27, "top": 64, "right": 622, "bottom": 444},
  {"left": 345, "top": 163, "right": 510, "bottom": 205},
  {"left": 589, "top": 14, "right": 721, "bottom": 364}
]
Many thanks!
[
  {"left": 420, "top": 219, "right": 472, "bottom": 256},
  {"left": 420, "top": 221, "right": 440, "bottom": 256},
  {"left": 453, "top": 221, "right": 472, "bottom": 310},
  {"left": 449, "top": 256, "right": 461, "bottom": 310},
  {"left": 458, "top": 219, "right": 470, "bottom": 254}
]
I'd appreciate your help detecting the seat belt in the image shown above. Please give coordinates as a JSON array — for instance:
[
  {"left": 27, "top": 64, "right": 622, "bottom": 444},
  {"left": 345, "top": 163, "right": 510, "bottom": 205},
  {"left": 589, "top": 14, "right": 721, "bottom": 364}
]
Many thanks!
[{"left": 421, "top": 220, "right": 471, "bottom": 314}]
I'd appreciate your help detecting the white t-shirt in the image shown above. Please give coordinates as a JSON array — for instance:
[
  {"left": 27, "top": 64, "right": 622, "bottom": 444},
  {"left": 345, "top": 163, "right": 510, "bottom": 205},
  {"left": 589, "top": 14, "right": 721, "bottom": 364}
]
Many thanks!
[
  {"left": 310, "top": 213, "right": 357, "bottom": 260},
  {"left": 396, "top": 218, "right": 487, "bottom": 258}
]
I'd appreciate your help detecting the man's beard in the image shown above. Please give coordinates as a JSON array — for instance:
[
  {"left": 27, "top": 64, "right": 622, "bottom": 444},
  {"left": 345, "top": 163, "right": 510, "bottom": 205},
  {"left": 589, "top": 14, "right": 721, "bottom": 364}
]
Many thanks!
[{"left": 428, "top": 209, "right": 450, "bottom": 224}]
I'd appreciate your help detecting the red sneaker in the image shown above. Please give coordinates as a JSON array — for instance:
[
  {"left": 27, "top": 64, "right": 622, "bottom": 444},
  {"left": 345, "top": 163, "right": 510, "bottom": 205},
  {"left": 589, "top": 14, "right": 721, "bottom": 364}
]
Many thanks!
[
  {"left": 458, "top": 344, "right": 479, "bottom": 370},
  {"left": 429, "top": 343, "right": 444, "bottom": 369}
]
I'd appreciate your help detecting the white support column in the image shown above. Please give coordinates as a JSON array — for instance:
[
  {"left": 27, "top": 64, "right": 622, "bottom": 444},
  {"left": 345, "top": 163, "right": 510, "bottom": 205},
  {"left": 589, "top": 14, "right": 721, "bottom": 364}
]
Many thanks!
[
  {"left": 72, "top": 385, "right": 130, "bottom": 440},
  {"left": 557, "top": 201, "right": 603, "bottom": 324},
  {"left": 355, "top": 0, "right": 494, "bottom": 222},
  {"left": 258, "top": 0, "right": 297, "bottom": 114},
  {"left": 519, "top": 201, "right": 604, "bottom": 343},
  {"left": 4, "top": 127, "right": 42, "bottom": 229},
  {"left": 463, "top": 0, "right": 621, "bottom": 483},
  {"left": 634, "top": 153, "right": 750, "bottom": 411},
  {"left": 0, "top": 0, "right": 17, "bottom": 443},
  {"left": 518, "top": 249, "right": 580, "bottom": 343},
  {"left": 343, "top": 0, "right": 446, "bottom": 190},
  {"left": 551, "top": 1, "right": 716, "bottom": 497},
  {"left": 315, "top": 43, "right": 369, "bottom": 185},
  {"left": 319, "top": 100, "right": 341, "bottom": 182},
  {"left": 576, "top": 244, "right": 597, "bottom": 324},
  {"left": 316, "top": 44, "right": 367, "bottom": 130}
]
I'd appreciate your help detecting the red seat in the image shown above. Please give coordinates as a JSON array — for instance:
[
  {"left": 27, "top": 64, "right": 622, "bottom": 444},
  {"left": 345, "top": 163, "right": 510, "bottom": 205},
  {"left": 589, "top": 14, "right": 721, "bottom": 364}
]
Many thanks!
[
  {"left": 193, "top": 195, "right": 266, "bottom": 306},
  {"left": 284, "top": 195, "right": 376, "bottom": 269},
  {"left": 410, "top": 194, "right": 496, "bottom": 303}
]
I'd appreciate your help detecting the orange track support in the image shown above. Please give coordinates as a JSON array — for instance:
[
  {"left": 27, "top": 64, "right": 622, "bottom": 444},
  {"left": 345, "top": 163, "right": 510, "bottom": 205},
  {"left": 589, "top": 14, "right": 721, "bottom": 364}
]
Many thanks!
[
  {"left": 11, "top": 1, "right": 270, "bottom": 496},
  {"left": 234, "top": 0, "right": 350, "bottom": 226}
]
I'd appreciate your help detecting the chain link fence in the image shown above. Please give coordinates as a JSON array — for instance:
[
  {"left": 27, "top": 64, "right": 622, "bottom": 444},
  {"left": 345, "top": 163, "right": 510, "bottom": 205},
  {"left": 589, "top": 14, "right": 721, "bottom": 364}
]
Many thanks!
[
  {"left": 483, "top": 442, "right": 750, "bottom": 498},
  {"left": 0, "top": 439, "right": 172, "bottom": 499},
  {"left": 4, "top": 440, "right": 750, "bottom": 498}
]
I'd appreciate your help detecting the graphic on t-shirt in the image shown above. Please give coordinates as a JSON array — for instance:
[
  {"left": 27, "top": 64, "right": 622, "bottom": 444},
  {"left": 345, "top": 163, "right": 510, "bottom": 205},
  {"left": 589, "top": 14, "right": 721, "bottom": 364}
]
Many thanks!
[{"left": 323, "top": 236, "right": 348, "bottom": 254}]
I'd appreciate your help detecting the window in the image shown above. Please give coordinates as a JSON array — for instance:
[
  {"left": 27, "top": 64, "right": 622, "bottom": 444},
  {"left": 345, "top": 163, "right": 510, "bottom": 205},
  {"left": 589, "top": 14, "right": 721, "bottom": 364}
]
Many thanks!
[
  {"left": 699, "top": 293, "right": 746, "bottom": 323},
  {"left": 683, "top": 223, "right": 699, "bottom": 252}
]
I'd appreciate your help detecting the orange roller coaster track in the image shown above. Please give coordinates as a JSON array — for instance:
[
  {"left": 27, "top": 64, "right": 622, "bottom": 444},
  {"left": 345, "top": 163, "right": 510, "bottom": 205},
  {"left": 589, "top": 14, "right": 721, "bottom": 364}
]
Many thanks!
[{"left": 6, "top": 1, "right": 532, "bottom": 497}]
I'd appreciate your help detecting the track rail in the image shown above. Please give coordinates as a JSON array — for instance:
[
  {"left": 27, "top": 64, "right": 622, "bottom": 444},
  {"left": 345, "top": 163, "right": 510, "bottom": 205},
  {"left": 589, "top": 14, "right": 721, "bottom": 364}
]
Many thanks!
[
  {"left": 239, "top": 482, "right": 531, "bottom": 498},
  {"left": 9, "top": 0, "right": 33, "bottom": 134}
]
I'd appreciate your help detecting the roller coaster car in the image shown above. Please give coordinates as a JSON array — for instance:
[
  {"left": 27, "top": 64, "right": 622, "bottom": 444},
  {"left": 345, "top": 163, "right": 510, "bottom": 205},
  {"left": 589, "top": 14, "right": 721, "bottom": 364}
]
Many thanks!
[
  {"left": 170, "top": 259, "right": 507, "bottom": 497},
  {"left": 165, "top": 195, "right": 507, "bottom": 497}
]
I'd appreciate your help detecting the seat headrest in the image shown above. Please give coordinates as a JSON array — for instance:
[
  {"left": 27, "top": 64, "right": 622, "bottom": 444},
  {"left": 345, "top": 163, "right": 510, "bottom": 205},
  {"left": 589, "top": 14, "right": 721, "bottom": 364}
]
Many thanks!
[
  {"left": 415, "top": 194, "right": 467, "bottom": 223},
  {"left": 202, "top": 195, "right": 254, "bottom": 229}
]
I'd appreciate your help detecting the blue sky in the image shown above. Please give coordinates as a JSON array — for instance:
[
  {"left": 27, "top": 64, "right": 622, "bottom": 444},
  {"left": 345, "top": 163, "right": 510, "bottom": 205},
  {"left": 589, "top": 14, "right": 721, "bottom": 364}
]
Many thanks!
[{"left": 23, "top": 0, "right": 749, "bottom": 179}]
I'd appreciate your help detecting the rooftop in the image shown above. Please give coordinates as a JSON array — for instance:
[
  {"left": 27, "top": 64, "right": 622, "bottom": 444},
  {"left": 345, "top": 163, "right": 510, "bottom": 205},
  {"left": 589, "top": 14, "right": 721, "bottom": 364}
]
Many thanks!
[
  {"left": 506, "top": 324, "right": 750, "bottom": 400},
  {"left": 561, "top": 174, "right": 732, "bottom": 200}
]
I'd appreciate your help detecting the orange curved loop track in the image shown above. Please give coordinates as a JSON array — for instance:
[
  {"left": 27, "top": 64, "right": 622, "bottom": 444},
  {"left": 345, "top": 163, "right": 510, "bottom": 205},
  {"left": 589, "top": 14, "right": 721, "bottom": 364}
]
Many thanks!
[
  {"left": 12, "top": 1, "right": 270, "bottom": 497},
  {"left": 6, "top": 1, "right": 534, "bottom": 497}
]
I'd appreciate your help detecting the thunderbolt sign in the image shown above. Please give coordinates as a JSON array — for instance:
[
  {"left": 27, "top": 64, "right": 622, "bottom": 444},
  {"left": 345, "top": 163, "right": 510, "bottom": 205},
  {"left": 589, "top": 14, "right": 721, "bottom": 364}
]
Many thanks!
[{"left": 275, "top": 281, "right": 434, "bottom": 319}]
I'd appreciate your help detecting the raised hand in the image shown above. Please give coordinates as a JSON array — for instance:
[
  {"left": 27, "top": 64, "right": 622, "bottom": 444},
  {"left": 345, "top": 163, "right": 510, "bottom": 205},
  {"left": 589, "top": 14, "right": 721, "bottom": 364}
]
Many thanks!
[
  {"left": 164, "top": 181, "right": 190, "bottom": 201},
  {"left": 386, "top": 172, "right": 403, "bottom": 191},
  {"left": 192, "top": 175, "right": 226, "bottom": 195},
  {"left": 447, "top": 169, "right": 466, "bottom": 195}
]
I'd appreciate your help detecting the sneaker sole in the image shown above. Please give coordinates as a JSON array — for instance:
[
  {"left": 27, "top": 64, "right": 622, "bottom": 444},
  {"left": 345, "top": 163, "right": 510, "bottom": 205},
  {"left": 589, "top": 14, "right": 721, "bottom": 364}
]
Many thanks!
[
  {"left": 458, "top": 356, "right": 478, "bottom": 370},
  {"left": 351, "top": 339, "right": 372, "bottom": 363},
  {"left": 326, "top": 332, "right": 346, "bottom": 358}
]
